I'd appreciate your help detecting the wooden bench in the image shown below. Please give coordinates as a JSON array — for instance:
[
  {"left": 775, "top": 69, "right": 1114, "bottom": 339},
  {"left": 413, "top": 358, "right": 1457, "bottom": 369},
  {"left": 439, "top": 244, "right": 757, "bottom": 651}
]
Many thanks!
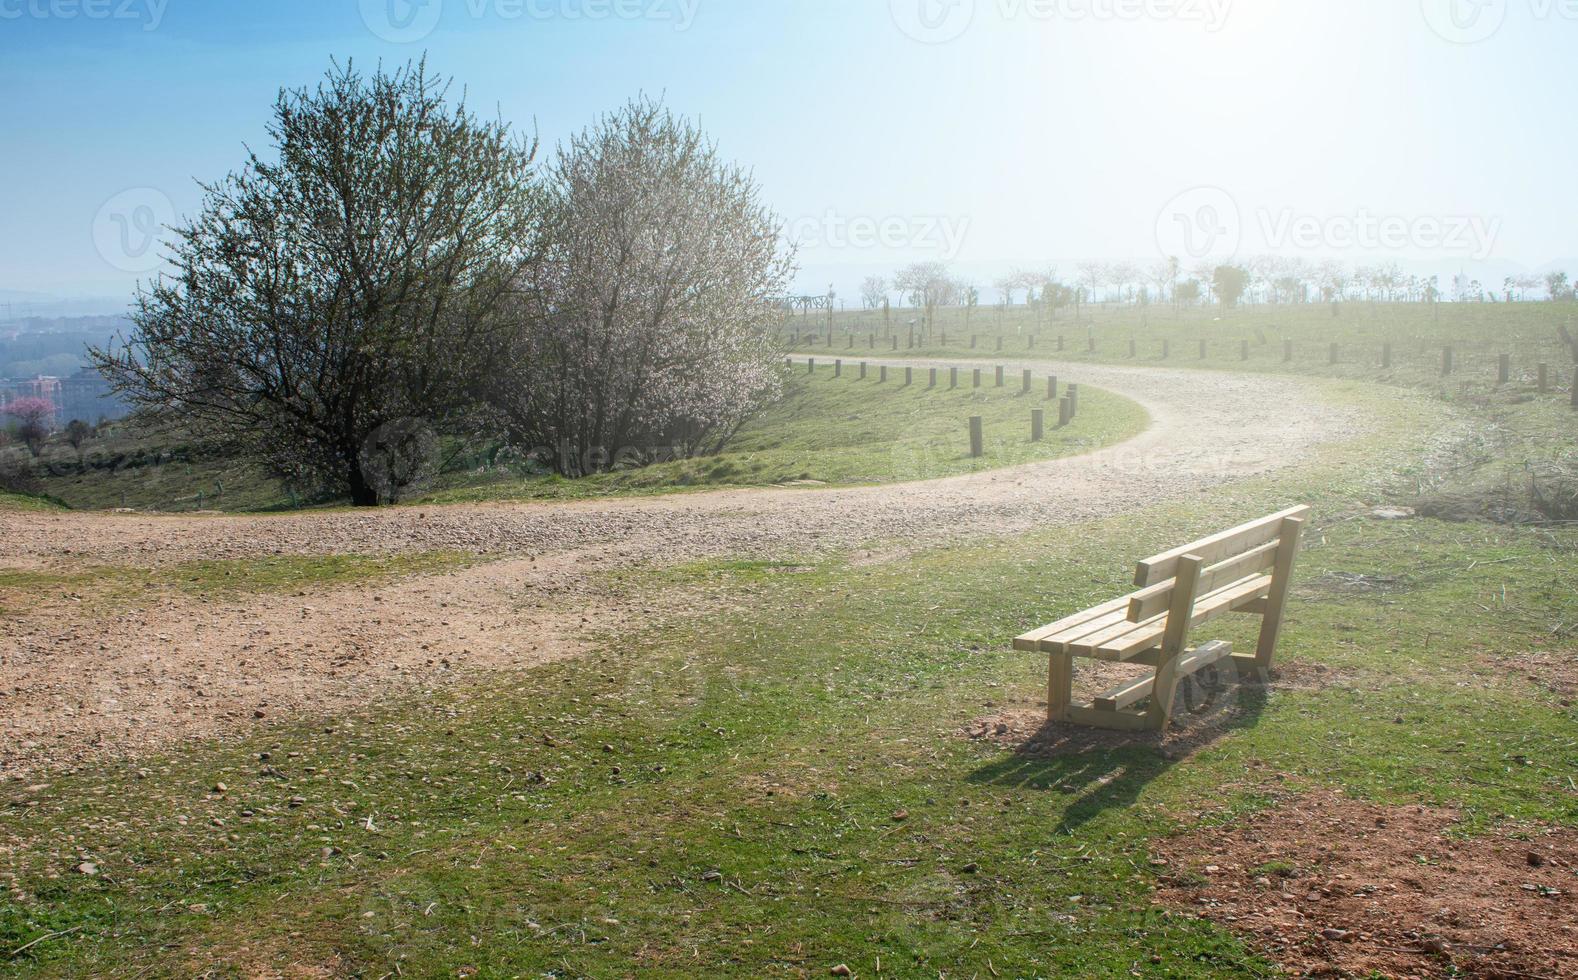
[{"left": 1014, "top": 506, "right": 1309, "bottom": 732}]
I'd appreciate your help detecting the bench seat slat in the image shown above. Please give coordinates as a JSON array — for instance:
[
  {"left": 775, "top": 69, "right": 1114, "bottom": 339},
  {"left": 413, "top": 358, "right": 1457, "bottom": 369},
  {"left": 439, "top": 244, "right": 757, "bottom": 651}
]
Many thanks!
[{"left": 1012, "top": 594, "right": 1132, "bottom": 651}]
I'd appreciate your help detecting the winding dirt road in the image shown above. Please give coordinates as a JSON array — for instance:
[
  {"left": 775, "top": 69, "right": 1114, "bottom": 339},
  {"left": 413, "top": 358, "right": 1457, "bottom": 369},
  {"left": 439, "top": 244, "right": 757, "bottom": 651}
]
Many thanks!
[{"left": 0, "top": 359, "right": 1362, "bottom": 774}]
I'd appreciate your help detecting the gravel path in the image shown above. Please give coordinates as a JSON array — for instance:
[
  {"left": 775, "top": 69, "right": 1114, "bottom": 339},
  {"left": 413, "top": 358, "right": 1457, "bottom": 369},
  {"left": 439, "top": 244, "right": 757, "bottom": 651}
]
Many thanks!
[{"left": 0, "top": 360, "right": 1362, "bottom": 774}]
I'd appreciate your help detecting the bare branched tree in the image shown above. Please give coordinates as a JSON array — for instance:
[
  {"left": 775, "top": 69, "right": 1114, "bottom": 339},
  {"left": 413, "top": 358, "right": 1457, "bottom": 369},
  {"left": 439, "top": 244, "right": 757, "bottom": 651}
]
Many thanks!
[
  {"left": 860, "top": 276, "right": 888, "bottom": 310},
  {"left": 893, "top": 261, "right": 959, "bottom": 335},
  {"left": 93, "top": 60, "right": 540, "bottom": 504}
]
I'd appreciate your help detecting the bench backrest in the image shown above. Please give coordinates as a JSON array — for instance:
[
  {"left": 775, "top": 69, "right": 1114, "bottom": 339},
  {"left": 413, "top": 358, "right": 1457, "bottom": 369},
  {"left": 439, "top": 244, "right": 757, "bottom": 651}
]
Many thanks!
[{"left": 1126, "top": 506, "right": 1310, "bottom": 623}]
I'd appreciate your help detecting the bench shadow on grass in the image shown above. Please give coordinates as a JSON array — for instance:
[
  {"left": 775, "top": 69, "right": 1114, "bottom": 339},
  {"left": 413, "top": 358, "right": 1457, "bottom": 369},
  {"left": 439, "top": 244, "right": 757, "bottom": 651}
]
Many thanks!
[{"left": 964, "top": 681, "right": 1269, "bottom": 835}]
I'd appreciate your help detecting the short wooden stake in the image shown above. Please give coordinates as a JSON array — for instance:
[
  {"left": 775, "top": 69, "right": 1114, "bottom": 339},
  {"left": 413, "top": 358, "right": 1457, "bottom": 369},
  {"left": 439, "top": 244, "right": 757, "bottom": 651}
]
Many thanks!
[
  {"left": 950, "top": 366, "right": 958, "bottom": 389},
  {"left": 905, "top": 366, "right": 913, "bottom": 386},
  {"left": 995, "top": 365, "right": 1005, "bottom": 387},
  {"left": 970, "top": 334, "right": 978, "bottom": 349},
  {"left": 1442, "top": 346, "right": 1454, "bottom": 376},
  {"left": 1498, "top": 353, "right": 1511, "bottom": 385},
  {"left": 1058, "top": 396, "right": 1072, "bottom": 427},
  {"left": 879, "top": 365, "right": 887, "bottom": 383},
  {"left": 859, "top": 361, "right": 867, "bottom": 379},
  {"left": 1382, "top": 342, "right": 1392, "bottom": 368},
  {"left": 1241, "top": 339, "right": 1250, "bottom": 361},
  {"left": 969, "top": 416, "right": 983, "bottom": 457},
  {"left": 1031, "top": 409, "right": 1044, "bottom": 442},
  {"left": 1067, "top": 383, "right": 1079, "bottom": 416},
  {"left": 808, "top": 357, "right": 815, "bottom": 374},
  {"left": 1199, "top": 339, "right": 1207, "bottom": 359},
  {"left": 1028, "top": 333, "right": 1036, "bottom": 349},
  {"left": 1538, "top": 362, "right": 1548, "bottom": 392},
  {"left": 973, "top": 368, "right": 981, "bottom": 388},
  {"left": 929, "top": 367, "right": 937, "bottom": 388},
  {"left": 1046, "top": 375, "right": 1058, "bottom": 399},
  {"left": 834, "top": 359, "right": 842, "bottom": 377},
  {"left": 1021, "top": 368, "right": 1031, "bottom": 393}
]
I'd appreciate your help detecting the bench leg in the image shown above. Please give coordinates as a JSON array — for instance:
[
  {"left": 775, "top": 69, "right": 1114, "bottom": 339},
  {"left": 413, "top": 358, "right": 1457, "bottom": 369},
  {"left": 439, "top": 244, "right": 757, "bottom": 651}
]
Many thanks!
[
  {"left": 1252, "top": 516, "right": 1306, "bottom": 677},
  {"left": 1145, "top": 654, "right": 1182, "bottom": 731},
  {"left": 1046, "top": 653, "right": 1072, "bottom": 724}
]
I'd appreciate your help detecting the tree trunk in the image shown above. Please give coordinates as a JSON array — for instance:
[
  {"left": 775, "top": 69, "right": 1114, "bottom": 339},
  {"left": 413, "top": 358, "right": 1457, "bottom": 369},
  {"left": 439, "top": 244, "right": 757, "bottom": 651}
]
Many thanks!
[{"left": 347, "top": 464, "right": 381, "bottom": 506}]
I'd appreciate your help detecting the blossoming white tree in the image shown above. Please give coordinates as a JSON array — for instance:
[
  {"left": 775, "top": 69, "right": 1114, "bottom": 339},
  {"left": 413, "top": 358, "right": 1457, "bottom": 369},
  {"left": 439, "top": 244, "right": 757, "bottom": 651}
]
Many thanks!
[{"left": 494, "top": 99, "right": 794, "bottom": 476}]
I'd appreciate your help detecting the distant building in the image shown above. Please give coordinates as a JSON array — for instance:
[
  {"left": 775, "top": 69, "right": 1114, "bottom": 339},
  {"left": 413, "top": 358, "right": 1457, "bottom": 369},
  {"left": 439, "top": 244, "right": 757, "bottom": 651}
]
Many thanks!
[
  {"left": 0, "top": 368, "right": 129, "bottom": 431},
  {"left": 0, "top": 375, "right": 64, "bottom": 430}
]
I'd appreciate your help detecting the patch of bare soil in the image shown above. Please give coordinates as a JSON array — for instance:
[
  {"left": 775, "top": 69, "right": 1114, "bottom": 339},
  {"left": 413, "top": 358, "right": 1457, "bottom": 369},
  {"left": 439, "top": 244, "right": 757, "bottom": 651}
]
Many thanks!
[
  {"left": 1480, "top": 650, "right": 1578, "bottom": 703},
  {"left": 0, "top": 556, "right": 641, "bottom": 778},
  {"left": 1152, "top": 791, "right": 1578, "bottom": 978},
  {"left": 963, "top": 659, "right": 1355, "bottom": 759}
]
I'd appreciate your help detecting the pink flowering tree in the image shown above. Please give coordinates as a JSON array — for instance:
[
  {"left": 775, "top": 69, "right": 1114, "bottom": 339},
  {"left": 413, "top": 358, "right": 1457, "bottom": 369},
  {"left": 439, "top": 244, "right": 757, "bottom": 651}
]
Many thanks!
[{"left": 4, "top": 396, "right": 55, "bottom": 453}]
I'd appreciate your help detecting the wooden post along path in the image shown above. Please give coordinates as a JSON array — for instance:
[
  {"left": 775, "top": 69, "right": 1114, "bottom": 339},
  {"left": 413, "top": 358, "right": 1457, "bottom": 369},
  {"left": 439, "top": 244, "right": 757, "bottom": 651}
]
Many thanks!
[{"left": 969, "top": 416, "right": 983, "bottom": 457}]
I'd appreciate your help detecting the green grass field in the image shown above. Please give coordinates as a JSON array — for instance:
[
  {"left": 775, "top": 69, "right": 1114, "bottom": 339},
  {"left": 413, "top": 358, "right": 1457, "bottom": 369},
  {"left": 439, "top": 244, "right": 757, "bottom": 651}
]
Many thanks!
[
  {"left": 421, "top": 363, "right": 1145, "bottom": 504},
  {"left": 14, "top": 365, "right": 1146, "bottom": 512},
  {"left": 3, "top": 304, "right": 1576, "bottom": 976},
  {"left": 791, "top": 298, "right": 1578, "bottom": 394}
]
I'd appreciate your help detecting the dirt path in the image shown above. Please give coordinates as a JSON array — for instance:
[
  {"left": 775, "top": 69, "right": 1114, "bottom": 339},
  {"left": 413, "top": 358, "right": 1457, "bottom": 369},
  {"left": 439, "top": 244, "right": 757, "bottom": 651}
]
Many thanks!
[{"left": 0, "top": 361, "right": 1362, "bottom": 775}]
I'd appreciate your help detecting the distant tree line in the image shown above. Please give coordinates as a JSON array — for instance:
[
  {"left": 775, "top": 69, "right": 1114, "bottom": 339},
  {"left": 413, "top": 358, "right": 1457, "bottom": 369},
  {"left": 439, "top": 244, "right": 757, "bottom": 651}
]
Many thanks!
[
  {"left": 93, "top": 61, "right": 792, "bottom": 505},
  {"left": 858, "top": 257, "right": 1576, "bottom": 318}
]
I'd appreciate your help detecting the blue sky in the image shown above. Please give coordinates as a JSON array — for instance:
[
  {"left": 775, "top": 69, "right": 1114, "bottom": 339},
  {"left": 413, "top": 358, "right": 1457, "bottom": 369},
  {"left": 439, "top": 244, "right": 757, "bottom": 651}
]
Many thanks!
[{"left": 3, "top": 0, "right": 1575, "bottom": 308}]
